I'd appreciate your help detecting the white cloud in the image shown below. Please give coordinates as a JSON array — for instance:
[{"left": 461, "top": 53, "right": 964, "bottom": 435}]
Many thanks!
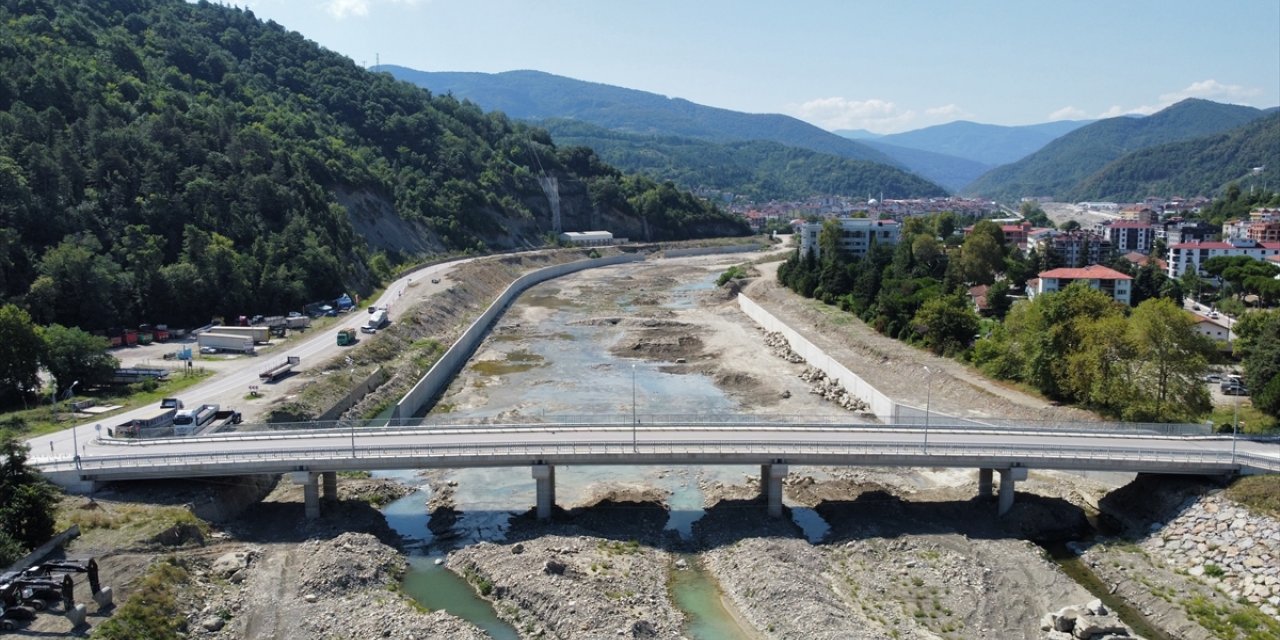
[
  {"left": 324, "top": 0, "right": 424, "bottom": 19},
  {"left": 1048, "top": 106, "right": 1087, "bottom": 120},
  {"left": 1095, "top": 79, "right": 1264, "bottom": 120},
  {"left": 786, "top": 97, "right": 966, "bottom": 133},
  {"left": 1159, "top": 79, "right": 1262, "bottom": 103}
]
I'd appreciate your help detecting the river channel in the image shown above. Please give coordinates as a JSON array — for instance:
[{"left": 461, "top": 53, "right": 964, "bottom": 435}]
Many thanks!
[{"left": 382, "top": 256, "right": 834, "bottom": 638}]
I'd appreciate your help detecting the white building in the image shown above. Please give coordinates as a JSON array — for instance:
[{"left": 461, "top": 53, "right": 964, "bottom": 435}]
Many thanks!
[
  {"left": 559, "top": 231, "right": 614, "bottom": 247},
  {"left": 1165, "top": 239, "right": 1280, "bottom": 278},
  {"left": 798, "top": 218, "right": 900, "bottom": 259},
  {"left": 1029, "top": 265, "right": 1133, "bottom": 305},
  {"left": 1190, "top": 313, "right": 1232, "bottom": 344},
  {"left": 1106, "top": 222, "right": 1156, "bottom": 255}
]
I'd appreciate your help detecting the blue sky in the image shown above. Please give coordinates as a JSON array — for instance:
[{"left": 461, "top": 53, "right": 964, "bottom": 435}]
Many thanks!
[{"left": 222, "top": 0, "right": 1280, "bottom": 134}]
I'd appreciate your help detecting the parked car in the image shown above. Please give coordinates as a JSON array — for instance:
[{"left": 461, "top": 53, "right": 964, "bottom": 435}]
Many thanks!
[
  {"left": 200, "top": 346, "right": 218, "bottom": 354},
  {"left": 1221, "top": 381, "right": 1249, "bottom": 396},
  {"left": 1204, "top": 373, "right": 1222, "bottom": 383}
]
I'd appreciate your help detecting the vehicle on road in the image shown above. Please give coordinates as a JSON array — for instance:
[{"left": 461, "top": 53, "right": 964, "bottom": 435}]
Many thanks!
[
  {"left": 362, "top": 308, "right": 388, "bottom": 334},
  {"left": 337, "top": 328, "right": 357, "bottom": 346},
  {"left": 1222, "top": 382, "right": 1249, "bottom": 396},
  {"left": 259, "top": 356, "right": 300, "bottom": 382},
  {"left": 431, "top": 278, "right": 440, "bottom": 284}
]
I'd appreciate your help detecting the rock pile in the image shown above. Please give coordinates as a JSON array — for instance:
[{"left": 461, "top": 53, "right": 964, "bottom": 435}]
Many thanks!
[
  {"left": 799, "top": 366, "right": 869, "bottom": 412},
  {"left": 1142, "top": 494, "right": 1280, "bottom": 619},
  {"left": 1040, "top": 600, "right": 1136, "bottom": 639},
  {"left": 762, "top": 330, "right": 805, "bottom": 363},
  {"left": 295, "top": 532, "right": 406, "bottom": 597}
]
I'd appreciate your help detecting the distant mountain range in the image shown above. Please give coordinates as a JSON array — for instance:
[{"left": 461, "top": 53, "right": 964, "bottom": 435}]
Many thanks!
[
  {"left": 377, "top": 66, "right": 900, "bottom": 167},
  {"left": 1064, "top": 112, "right": 1280, "bottom": 202},
  {"left": 964, "top": 99, "right": 1271, "bottom": 201},
  {"left": 539, "top": 119, "right": 948, "bottom": 202},
  {"left": 857, "top": 140, "right": 993, "bottom": 193},
  {"left": 377, "top": 65, "right": 949, "bottom": 197},
  {"left": 871, "top": 120, "right": 1095, "bottom": 166}
]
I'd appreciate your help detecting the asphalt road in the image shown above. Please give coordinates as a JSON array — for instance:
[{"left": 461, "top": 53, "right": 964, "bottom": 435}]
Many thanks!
[{"left": 28, "top": 257, "right": 474, "bottom": 461}]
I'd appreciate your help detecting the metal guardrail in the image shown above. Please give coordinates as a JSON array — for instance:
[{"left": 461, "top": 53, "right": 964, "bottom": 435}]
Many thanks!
[
  {"left": 208, "top": 413, "right": 1212, "bottom": 437},
  {"left": 40, "top": 437, "right": 1276, "bottom": 476}
]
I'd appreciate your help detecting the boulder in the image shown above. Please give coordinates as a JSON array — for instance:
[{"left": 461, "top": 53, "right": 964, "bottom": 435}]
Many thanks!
[
  {"left": 201, "top": 616, "right": 226, "bottom": 631},
  {"left": 1072, "top": 614, "right": 1126, "bottom": 639},
  {"left": 212, "top": 552, "right": 249, "bottom": 577},
  {"left": 543, "top": 559, "right": 567, "bottom": 575},
  {"left": 1054, "top": 607, "right": 1080, "bottom": 632},
  {"left": 1085, "top": 599, "right": 1108, "bottom": 616}
]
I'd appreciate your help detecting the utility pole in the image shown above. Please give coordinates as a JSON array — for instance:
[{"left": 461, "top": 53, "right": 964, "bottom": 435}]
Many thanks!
[
  {"left": 631, "top": 364, "right": 638, "bottom": 453},
  {"left": 923, "top": 367, "right": 932, "bottom": 452}
]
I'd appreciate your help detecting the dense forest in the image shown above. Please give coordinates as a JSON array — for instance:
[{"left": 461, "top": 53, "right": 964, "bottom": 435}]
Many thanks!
[
  {"left": 541, "top": 119, "right": 948, "bottom": 202},
  {"left": 965, "top": 99, "right": 1270, "bottom": 201},
  {"left": 0, "top": 0, "right": 746, "bottom": 331},
  {"left": 1065, "top": 112, "right": 1280, "bottom": 203}
]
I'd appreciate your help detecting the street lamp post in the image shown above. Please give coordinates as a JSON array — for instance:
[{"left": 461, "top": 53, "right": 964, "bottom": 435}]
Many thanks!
[
  {"left": 923, "top": 367, "right": 932, "bottom": 452},
  {"left": 1232, "top": 395, "right": 1240, "bottom": 465},
  {"left": 67, "top": 381, "right": 80, "bottom": 468},
  {"left": 631, "top": 364, "right": 638, "bottom": 452}
]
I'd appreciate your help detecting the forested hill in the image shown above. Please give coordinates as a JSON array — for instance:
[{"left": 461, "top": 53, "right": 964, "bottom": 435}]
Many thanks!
[
  {"left": 540, "top": 119, "right": 948, "bottom": 202},
  {"left": 1065, "top": 113, "right": 1280, "bottom": 202},
  {"left": 0, "top": 0, "right": 746, "bottom": 331},
  {"left": 964, "top": 99, "right": 1269, "bottom": 201},
  {"left": 373, "top": 66, "right": 901, "bottom": 167}
]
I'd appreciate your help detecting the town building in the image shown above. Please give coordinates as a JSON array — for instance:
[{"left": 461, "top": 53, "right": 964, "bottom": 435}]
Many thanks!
[
  {"left": 1165, "top": 239, "right": 1280, "bottom": 278},
  {"left": 1159, "top": 220, "right": 1217, "bottom": 244},
  {"left": 1026, "top": 229, "right": 1112, "bottom": 268},
  {"left": 1106, "top": 222, "right": 1156, "bottom": 255},
  {"left": 1118, "top": 206, "right": 1155, "bottom": 224},
  {"left": 797, "top": 218, "right": 900, "bottom": 259},
  {"left": 1190, "top": 313, "right": 1232, "bottom": 344},
  {"left": 1029, "top": 265, "right": 1133, "bottom": 305},
  {"left": 559, "top": 231, "right": 614, "bottom": 247}
]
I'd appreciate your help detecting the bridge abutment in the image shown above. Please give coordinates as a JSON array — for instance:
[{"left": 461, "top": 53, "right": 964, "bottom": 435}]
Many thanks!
[
  {"left": 533, "top": 464, "right": 555, "bottom": 520},
  {"left": 761, "top": 463, "right": 788, "bottom": 518},
  {"left": 978, "top": 468, "right": 993, "bottom": 498},
  {"left": 998, "top": 467, "right": 1027, "bottom": 516}
]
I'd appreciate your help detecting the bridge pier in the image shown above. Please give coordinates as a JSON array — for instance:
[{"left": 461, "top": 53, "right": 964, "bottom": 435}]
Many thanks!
[
  {"left": 293, "top": 472, "right": 321, "bottom": 520},
  {"left": 322, "top": 471, "right": 338, "bottom": 503},
  {"left": 761, "top": 463, "right": 788, "bottom": 518},
  {"left": 978, "top": 468, "right": 993, "bottom": 498},
  {"left": 998, "top": 467, "right": 1027, "bottom": 516},
  {"left": 533, "top": 464, "right": 555, "bottom": 520}
]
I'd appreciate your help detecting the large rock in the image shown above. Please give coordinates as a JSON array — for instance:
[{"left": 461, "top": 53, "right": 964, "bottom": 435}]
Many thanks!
[
  {"left": 1072, "top": 614, "right": 1127, "bottom": 639},
  {"left": 212, "top": 552, "right": 250, "bottom": 577},
  {"left": 1054, "top": 607, "right": 1080, "bottom": 632}
]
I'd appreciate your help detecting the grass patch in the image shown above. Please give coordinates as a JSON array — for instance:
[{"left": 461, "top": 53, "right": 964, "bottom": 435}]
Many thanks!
[
  {"left": 716, "top": 264, "right": 750, "bottom": 286},
  {"left": 3, "top": 369, "right": 213, "bottom": 441},
  {"left": 90, "top": 557, "right": 190, "bottom": 640},
  {"left": 471, "top": 350, "right": 546, "bottom": 376},
  {"left": 1209, "top": 401, "right": 1278, "bottom": 435},
  {"left": 59, "top": 503, "right": 209, "bottom": 549},
  {"left": 597, "top": 539, "right": 642, "bottom": 556},
  {"left": 1182, "top": 594, "right": 1280, "bottom": 640},
  {"left": 338, "top": 470, "right": 372, "bottom": 479},
  {"left": 1225, "top": 475, "right": 1280, "bottom": 519}
]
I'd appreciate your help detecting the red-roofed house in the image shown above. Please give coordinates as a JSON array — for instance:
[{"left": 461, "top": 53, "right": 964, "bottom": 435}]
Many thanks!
[
  {"left": 1030, "top": 265, "right": 1133, "bottom": 305},
  {"left": 1166, "top": 239, "right": 1280, "bottom": 277},
  {"left": 1120, "top": 251, "right": 1168, "bottom": 272},
  {"left": 1107, "top": 222, "right": 1155, "bottom": 255}
]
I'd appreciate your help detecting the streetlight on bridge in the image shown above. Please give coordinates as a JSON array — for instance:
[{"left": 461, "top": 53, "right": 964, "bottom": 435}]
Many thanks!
[
  {"left": 631, "top": 364, "right": 638, "bottom": 453},
  {"left": 923, "top": 367, "right": 933, "bottom": 452}
]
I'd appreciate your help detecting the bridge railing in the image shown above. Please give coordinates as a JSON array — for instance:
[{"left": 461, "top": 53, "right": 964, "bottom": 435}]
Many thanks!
[
  {"left": 202, "top": 413, "right": 1212, "bottom": 437},
  {"left": 42, "top": 437, "right": 1269, "bottom": 475}
]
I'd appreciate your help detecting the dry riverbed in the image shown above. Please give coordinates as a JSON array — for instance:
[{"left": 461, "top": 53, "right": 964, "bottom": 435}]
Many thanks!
[{"left": 18, "top": 248, "right": 1280, "bottom": 640}]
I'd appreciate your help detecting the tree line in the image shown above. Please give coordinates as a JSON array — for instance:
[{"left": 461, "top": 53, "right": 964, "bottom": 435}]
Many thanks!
[{"left": 778, "top": 214, "right": 1223, "bottom": 422}]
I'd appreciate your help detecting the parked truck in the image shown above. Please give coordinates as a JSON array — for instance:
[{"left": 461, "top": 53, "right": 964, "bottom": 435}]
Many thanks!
[
  {"left": 337, "top": 328, "right": 357, "bottom": 346},
  {"left": 197, "top": 332, "right": 255, "bottom": 354},
  {"left": 210, "top": 325, "right": 270, "bottom": 344},
  {"left": 285, "top": 315, "right": 311, "bottom": 330},
  {"left": 259, "top": 356, "right": 300, "bottom": 382}
]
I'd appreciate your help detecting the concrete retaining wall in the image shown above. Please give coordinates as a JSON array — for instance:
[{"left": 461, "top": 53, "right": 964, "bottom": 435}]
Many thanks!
[
  {"left": 318, "top": 367, "right": 388, "bottom": 422},
  {"left": 7, "top": 525, "right": 79, "bottom": 573},
  {"left": 394, "top": 254, "right": 645, "bottom": 419},
  {"left": 663, "top": 244, "right": 765, "bottom": 258},
  {"left": 737, "top": 293, "right": 898, "bottom": 418}
]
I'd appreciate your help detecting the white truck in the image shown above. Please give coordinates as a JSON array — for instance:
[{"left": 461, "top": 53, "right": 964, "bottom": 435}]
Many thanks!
[
  {"left": 173, "top": 405, "right": 242, "bottom": 436},
  {"left": 197, "top": 332, "right": 255, "bottom": 354},
  {"left": 361, "top": 308, "right": 388, "bottom": 334},
  {"left": 210, "top": 325, "right": 270, "bottom": 344}
]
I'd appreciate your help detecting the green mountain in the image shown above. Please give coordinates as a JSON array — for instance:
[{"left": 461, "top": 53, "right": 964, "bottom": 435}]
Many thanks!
[
  {"left": 875, "top": 120, "right": 1093, "bottom": 166},
  {"left": 857, "top": 140, "right": 993, "bottom": 193},
  {"left": 1065, "top": 112, "right": 1280, "bottom": 202},
  {"left": 373, "top": 66, "right": 901, "bottom": 167},
  {"left": 964, "top": 99, "right": 1269, "bottom": 201},
  {"left": 0, "top": 0, "right": 746, "bottom": 331},
  {"left": 540, "top": 120, "right": 948, "bottom": 202}
]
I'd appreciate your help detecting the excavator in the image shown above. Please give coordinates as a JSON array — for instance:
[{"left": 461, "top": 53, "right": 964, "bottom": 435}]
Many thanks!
[{"left": 0, "top": 559, "right": 101, "bottom": 630}]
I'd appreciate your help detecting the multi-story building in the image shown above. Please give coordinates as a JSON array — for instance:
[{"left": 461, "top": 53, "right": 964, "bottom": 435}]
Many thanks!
[
  {"left": 1119, "top": 206, "right": 1155, "bottom": 223},
  {"left": 1165, "top": 238, "right": 1280, "bottom": 278},
  {"left": 1026, "top": 229, "right": 1112, "bottom": 268},
  {"left": 1106, "top": 222, "right": 1155, "bottom": 255},
  {"left": 1029, "top": 265, "right": 1133, "bottom": 305},
  {"left": 797, "top": 218, "right": 900, "bottom": 260}
]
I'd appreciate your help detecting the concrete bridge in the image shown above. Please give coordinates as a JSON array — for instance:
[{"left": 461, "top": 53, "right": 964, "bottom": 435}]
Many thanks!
[{"left": 32, "top": 417, "right": 1280, "bottom": 520}]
